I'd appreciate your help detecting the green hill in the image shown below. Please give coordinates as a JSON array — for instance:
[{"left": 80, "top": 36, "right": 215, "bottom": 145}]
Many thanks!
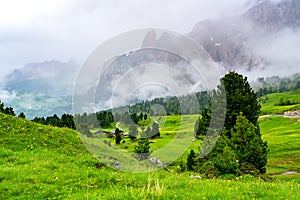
[
  {"left": 1, "top": 113, "right": 300, "bottom": 199},
  {"left": 259, "top": 91, "right": 300, "bottom": 115}
]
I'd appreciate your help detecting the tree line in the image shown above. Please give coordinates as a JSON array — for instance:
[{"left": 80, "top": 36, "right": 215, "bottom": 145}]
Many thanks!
[
  {"left": 32, "top": 114, "right": 75, "bottom": 129},
  {"left": 0, "top": 100, "right": 25, "bottom": 118},
  {"left": 255, "top": 73, "right": 300, "bottom": 97},
  {"left": 74, "top": 111, "right": 114, "bottom": 129},
  {"left": 113, "top": 91, "right": 210, "bottom": 117}
]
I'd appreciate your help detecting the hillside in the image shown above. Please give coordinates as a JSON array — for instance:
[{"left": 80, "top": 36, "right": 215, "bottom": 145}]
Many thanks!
[
  {"left": 1, "top": 113, "right": 300, "bottom": 199},
  {"left": 259, "top": 90, "right": 300, "bottom": 115},
  {"left": 260, "top": 117, "right": 300, "bottom": 175}
]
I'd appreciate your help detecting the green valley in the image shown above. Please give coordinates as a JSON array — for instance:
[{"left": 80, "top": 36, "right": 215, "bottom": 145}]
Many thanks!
[{"left": 1, "top": 109, "right": 300, "bottom": 199}]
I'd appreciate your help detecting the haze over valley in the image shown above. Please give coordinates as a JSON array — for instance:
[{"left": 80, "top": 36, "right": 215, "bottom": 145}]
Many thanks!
[{"left": 1, "top": 0, "right": 299, "bottom": 118}]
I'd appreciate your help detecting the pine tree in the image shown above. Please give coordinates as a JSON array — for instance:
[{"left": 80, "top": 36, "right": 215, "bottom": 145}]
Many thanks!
[
  {"left": 220, "top": 72, "right": 261, "bottom": 136},
  {"left": 134, "top": 138, "right": 151, "bottom": 160},
  {"left": 229, "top": 114, "right": 268, "bottom": 173},
  {"left": 0, "top": 100, "right": 4, "bottom": 113},
  {"left": 18, "top": 112, "right": 26, "bottom": 118},
  {"left": 115, "top": 128, "right": 122, "bottom": 144},
  {"left": 196, "top": 72, "right": 268, "bottom": 176},
  {"left": 194, "top": 107, "right": 211, "bottom": 136},
  {"left": 186, "top": 150, "right": 196, "bottom": 171},
  {"left": 4, "top": 107, "right": 15, "bottom": 116}
]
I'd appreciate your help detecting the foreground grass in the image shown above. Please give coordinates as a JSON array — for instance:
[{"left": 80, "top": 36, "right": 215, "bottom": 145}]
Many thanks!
[{"left": 1, "top": 113, "right": 300, "bottom": 199}]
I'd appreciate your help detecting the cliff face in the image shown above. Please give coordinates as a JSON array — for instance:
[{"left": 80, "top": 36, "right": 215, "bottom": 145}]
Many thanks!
[
  {"left": 187, "top": 0, "right": 300, "bottom": 71},
  {"left": 245, "top": 0, "right": 300, "bottom": 31},
  {"left": 188, "top": 18, "right": 257, "bottom": 70}
]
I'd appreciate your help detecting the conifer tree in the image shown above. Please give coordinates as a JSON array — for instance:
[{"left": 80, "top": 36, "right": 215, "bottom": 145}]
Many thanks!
[
  {"left": 115, "top": 128, "right": 122, "bottom": 144},
  {"left": 134, "top": 138, "right": 151, "bottom": 160},
  {"left": 196, "top": 72, "right": 268, "bottom": 175}
]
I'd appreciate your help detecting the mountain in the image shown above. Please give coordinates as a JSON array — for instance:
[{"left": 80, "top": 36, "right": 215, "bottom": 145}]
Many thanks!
[
  {"left": 189, "top": 0, "right": 300, "bottom": 71},
  {"left": 3, "top": 0, "right": 300, "bottom": 117},
  {"left": 245, "top": 0, "right": 300, "bottom": 31},
  {"left": 5, "top": 60, "right": 78, "bottom": 96},
  {"left": 3, "top": 60, "right": 79, "bottom": 119},
  {"left": 142, "top": 0, "right": 299, "bottom": 71},
  {"left": 99, "top": 0, "right": 300, "bottom": 111}
]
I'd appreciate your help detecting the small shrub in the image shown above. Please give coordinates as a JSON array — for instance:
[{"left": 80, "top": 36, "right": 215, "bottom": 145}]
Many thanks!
[{"left": 238, "top": 161, "right": 260, "bottom": 177}]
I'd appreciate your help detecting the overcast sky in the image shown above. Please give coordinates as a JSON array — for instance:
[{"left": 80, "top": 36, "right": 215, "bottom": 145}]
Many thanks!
[{"left": 0, "top": 0, "right": 251, "bottom": 76}]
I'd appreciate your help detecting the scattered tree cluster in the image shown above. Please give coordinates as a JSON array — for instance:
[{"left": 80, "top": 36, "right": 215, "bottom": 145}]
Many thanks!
[
  {"left": 74, "top": 111, "right": 114, "bottom": 130},
  {"left": 32, "top": 114, "right": 75, "bottom": 129},
  {"left": 275, "top": 98, "right": 299, "bottom": 106},
  {"left": 194, "top": 107, "right": 211, "bottom": 136},
  {"left": 0, "top": 100, "right": 24, "bottom": 118},
  {"left": 96, "top": 111, "right": 114, "bottom": 128},
  {"left": 114, "top": 112, "right": 149, "bottom": 125},
  {"left": 130, "top": 112, "right": 148, "bottom": 124}
]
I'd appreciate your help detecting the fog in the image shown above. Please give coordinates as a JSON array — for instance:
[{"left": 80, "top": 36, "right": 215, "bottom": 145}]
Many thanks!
[
  {"left": 1, "top": 0, "right": 300, "bottom": 115},
  {"left": 0, "top": 0, "right": 250, "bottom": 72},
  {"left": 237, "top": 27, "right": 300, "bottom": 81}
]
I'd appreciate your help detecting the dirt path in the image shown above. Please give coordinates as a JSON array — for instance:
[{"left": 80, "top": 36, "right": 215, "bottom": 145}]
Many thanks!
[
  {"left": 280, "top": 171, "right": 299, "bottom": 175},
  {"left": 259, "top": 114, "right": 283, "bottom": 119}
]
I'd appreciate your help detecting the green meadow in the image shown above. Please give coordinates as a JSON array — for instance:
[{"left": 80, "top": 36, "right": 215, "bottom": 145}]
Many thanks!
[
  {"left": 260, "top": 117, "right": 300, "bottom": 176},
  {"left": 1, "top": 91, "right": 300, "bottom": 199},
  {"left": 260, "top": 90, "right": 300, "bottom": 115}
]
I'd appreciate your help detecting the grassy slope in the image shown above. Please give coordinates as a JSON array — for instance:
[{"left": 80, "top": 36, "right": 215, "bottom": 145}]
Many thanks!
[
  {"left": 260, "top": 117, "right": 300, "bottom": 173},
  {"left": 1, "top": 113, "right": 300, "bottom": 199},
  {"left": 260, "top": 90, "right": 300, "bottom": 115},
  {"left": 111, "top": 115, "right": 201, "bottom": 162}
]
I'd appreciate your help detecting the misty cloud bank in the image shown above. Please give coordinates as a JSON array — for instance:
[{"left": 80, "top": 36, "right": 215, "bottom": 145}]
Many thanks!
[
  {"left": 237, "top": 27, "right": 300, "bottom": 80},
  {"left": 1, "top": 0, "right": 300, "bottom": 117}
]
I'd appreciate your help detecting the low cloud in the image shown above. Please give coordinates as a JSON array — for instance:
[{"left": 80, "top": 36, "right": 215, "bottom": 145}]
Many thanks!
[
  {"left": 238, "top": 27, "right": 300, "bottom": 80},
  {"left": 0, "top": 0, "right": 250, "bottom": 69},
  {"left": 0, "top": 89, "right": 17, "bottom": 103}
]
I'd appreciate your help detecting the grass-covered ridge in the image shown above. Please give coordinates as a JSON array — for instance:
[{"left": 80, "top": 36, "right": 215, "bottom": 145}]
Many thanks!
[
  {"left": 259, "top": 90, "right": 300, "bottom": 115},
  {"left": 1, "top": 113, "right": 300, "bottom": 199}
]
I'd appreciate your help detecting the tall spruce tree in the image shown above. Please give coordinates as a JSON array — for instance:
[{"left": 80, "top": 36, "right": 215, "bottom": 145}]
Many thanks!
[
  {"left": 221, "top": 72, "right": 261, "bottom": 136},
  {"left": 195, "top": 72, "right": 261, "bottom": 137},
  {"left": 196, "top": 72, "right": 268, "bottom": 175},
  {"left": 115, "top": 128, "right": 122, "bottom": 144}
]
